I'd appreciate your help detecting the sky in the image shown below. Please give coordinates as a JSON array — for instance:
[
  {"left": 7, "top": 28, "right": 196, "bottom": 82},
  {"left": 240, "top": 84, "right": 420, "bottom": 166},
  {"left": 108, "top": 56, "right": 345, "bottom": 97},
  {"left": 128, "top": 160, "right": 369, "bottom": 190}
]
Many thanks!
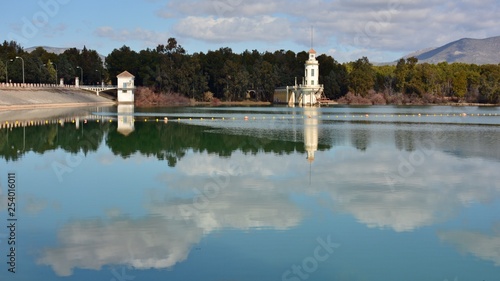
[{"left": 1, "top": 0, "right": 499, "bottom": 63}]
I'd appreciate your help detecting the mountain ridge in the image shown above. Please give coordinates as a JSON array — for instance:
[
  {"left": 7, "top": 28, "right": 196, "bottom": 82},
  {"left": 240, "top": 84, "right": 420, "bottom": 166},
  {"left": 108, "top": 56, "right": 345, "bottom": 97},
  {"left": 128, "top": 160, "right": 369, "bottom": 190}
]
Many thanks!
[{"left": 403, "top": 36, "right": 500, "bottom": 64}]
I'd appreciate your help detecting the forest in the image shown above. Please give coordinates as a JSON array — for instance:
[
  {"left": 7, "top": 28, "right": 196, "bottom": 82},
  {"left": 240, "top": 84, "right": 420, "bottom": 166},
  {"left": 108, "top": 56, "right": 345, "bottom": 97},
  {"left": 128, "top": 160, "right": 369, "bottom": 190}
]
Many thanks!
[{"left": 1, "top": 38, "right": 500, "bottom": 104}]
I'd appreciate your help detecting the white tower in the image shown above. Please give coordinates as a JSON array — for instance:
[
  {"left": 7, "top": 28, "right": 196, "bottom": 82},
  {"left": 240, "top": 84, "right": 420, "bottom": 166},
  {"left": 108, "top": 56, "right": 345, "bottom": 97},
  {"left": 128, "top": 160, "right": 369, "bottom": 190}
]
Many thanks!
[
  {"left": 117, "top": 71, "right": 135, "bottom": 103},
  {"left": 304, "top": 49, "right": 319, "bottom": 87}
]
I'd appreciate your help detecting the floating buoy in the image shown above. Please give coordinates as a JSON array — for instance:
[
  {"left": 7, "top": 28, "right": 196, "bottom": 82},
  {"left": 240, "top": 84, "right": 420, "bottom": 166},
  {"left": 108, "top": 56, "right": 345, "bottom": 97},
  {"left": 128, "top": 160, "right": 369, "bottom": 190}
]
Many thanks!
[
  {"left": 244, "top": 116, "right": 249, "bottom": 120},
  {"left": 164, "top": 117, "right": 168, "bottom": 123}
]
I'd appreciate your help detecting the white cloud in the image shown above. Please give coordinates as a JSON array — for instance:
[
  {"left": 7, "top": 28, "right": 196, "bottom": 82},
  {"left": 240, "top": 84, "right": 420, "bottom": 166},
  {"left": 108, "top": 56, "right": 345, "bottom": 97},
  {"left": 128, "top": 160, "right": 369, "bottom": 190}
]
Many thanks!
[
  {"left": 438, "top": 228, "right": 500, "bottom": 266},
  {"left": 37, "top": 216, "right": 204, "bottom": 276},
  {"left": 161, "top": 0, "right": 500, "bottom": 61},
  {"left": 158, "top": 0, "right": 284, "bottom": 18},
  {"left": 37, "top": 186, "right": 303, "bottom": 276},
  {"left": 173, "top": 16, "right": 293, "bottom": 43},
  {"left": 94, "top": 26, "right": 170, "bottom": 46}
]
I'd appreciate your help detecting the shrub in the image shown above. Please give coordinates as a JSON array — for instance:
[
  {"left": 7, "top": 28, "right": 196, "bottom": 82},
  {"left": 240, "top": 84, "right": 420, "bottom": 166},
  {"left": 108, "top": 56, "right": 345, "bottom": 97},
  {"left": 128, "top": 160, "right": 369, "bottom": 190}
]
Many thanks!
[
  {"left": 135, "top": 87, "right": 190, "bottom": 107},
  {"left": 370, "top": 93, "right": 386, "bottom": 105},
  {"left": 203, "top": 91, "right": 214, "bottom": 102}
]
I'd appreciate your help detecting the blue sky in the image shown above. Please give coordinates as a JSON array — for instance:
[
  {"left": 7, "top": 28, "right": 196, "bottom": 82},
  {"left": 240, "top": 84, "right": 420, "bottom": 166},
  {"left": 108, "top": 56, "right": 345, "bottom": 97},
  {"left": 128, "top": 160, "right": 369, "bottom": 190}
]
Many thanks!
[{"left": 1, "top": 0, "right": 499, "bottom": 62}]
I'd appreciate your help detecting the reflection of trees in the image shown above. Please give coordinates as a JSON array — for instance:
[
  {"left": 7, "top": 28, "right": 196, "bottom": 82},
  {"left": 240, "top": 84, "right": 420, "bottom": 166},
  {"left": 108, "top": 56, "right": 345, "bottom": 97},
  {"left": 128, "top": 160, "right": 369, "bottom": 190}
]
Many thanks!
[
  {"left": 0, "top": 122, "right": 108, "bottom": 161},
  {"left": 394, "top": 129, "right": 415, "bottom": 151},
  {"left": 350, "top": 128, "right": 370, "bottom": 151},
  {"left": 0, "top": 121, "right": 331, "bottom": 165},
  {"left": 106, "top": 122, "right": 330, "bottom": 166}
]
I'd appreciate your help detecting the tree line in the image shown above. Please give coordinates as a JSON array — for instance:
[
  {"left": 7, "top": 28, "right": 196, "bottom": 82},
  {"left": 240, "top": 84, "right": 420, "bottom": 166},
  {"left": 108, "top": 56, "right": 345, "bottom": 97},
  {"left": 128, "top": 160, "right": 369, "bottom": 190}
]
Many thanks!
[
  {"left": 0, "top": 41, "right": 103, "bottom": 85},
  {"left": 1, "top": 38, "right": 500, "bottom": 104}
]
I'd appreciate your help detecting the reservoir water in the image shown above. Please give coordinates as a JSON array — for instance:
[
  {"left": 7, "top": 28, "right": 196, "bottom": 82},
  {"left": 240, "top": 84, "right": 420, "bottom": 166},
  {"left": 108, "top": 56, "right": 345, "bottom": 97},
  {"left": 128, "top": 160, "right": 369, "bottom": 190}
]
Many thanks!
[{"left": 1, "top": 105, "right": 500, "bottom": 281}]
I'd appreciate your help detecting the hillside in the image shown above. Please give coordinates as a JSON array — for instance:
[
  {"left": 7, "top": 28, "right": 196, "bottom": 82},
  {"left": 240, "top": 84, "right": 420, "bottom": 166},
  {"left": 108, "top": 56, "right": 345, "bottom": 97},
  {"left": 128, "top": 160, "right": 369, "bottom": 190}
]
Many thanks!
[{"left": 404, "top": 36, "right": 500, "bottom": 64}]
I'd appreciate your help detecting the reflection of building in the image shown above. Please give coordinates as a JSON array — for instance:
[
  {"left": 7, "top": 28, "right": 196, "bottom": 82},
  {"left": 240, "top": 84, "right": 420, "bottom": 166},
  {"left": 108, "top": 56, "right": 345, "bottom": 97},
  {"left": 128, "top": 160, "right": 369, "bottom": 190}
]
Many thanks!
[
  {"left": 274, "top": 49, "right": 324, "bottom": 106},
  {"left": 117, "top": 104, "right": 134, "bottom": 136},
  {"left": 304, "top": 107, "right": 319, "bottom": 162}
]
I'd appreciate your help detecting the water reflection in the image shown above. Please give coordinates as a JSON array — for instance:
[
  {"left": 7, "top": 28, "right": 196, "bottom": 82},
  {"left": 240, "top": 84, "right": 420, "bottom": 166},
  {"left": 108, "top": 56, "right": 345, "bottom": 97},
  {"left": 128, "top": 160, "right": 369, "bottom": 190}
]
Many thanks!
[
  {"left": 1, "top": 106, "right": 500, "bottom": 279},
  {"left": 304, "top": 107, "right": 318, "bottom": 162},
  {"left": 117, "top": 104, "right": 135, "bottom": 136},
  {"left": 438, "top": 224, "right": 500, "bottom": 266}
]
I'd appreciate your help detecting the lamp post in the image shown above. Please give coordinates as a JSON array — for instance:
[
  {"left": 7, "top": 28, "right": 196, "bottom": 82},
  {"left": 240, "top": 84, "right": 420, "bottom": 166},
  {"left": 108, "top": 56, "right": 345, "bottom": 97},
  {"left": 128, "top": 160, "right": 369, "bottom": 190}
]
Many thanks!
[
  {"left": 76, "top": 66, "right": 83, "bottom": 85},
  {"left": 15, "top": 56, "right": 24, "bottom": 84},
  {"left": 5, "top": 59, "right": 13, "bottom": 83},
  {"left": 95, "top": 69, "right": 102, "bottom": 88},
  {"left": 50, "top": 62, "right": 58, "bottom": 85}
]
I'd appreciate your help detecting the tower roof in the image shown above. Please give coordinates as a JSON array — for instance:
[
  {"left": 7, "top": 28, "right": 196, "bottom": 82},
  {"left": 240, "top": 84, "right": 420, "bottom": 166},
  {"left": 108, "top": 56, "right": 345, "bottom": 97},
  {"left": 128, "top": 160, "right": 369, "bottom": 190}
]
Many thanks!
[
  {"left": 308, "top": 48, "right": 317, "bottom": 54},
  {"left": 117, "top": 71, "right": 135, "bottom": 78}
]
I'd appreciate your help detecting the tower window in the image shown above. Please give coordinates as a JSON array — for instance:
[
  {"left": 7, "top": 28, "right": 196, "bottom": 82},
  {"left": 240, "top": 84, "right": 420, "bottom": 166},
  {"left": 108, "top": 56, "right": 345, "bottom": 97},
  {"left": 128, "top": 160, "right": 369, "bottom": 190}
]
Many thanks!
[
  {"left": 311, "top": 69, "right": 315, "bottom": 77},
  {"left": 311, "top": 80, "right": 314, "bottom": 86}
]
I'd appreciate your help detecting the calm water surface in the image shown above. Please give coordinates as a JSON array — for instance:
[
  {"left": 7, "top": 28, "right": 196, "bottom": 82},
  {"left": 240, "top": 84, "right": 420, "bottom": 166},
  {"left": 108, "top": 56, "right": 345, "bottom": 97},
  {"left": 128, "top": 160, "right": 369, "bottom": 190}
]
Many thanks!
[{"left": 1, "top": 105, "right": 500, "bottom": 281}]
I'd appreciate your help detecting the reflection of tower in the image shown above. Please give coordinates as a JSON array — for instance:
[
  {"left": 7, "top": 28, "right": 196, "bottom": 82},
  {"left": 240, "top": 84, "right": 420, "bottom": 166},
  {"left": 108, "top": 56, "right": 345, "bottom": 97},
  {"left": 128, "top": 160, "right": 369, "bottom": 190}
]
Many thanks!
[
  {"left": 117, "top": 104, "right": 135, "bottom": 136},
  {"left": 304, "top": 107, "right": 319, "bottom": 162}
]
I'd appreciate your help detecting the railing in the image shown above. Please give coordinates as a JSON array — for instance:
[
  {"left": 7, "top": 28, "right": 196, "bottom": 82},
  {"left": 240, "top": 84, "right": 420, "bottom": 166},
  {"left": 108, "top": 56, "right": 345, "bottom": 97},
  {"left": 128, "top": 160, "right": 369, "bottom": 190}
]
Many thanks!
[
  {"left": 80, "top": 85, "right": 117, "bottom": 91},
  {"left": 0, "top": 82, "right": 78, "bottom": 88},
  {"left": 0, "top": 83, "right": 117, "bottom": 90}
]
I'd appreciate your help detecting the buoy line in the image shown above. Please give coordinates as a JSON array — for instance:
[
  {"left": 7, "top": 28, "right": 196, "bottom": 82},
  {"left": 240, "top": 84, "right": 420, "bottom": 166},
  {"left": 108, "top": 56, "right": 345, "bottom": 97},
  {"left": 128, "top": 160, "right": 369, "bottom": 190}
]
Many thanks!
[{"left": 1, "top": 112, "right": 499, "bottom": 129}]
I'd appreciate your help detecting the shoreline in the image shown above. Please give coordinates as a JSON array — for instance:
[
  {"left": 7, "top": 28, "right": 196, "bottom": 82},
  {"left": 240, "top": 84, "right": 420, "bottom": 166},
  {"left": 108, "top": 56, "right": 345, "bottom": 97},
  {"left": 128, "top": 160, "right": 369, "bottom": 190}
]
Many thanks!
[
  {"left": 1, "top": 87, "right": 497, "bottom": 110},
  {"left": 0, "top": 101, "right": 116, "bottom": 111},
  {"left": 332, "top": 102, "right": 499, "bottom": 107},
  {"left": 2, "top": 101, "right": 497, "bottom": 111}
]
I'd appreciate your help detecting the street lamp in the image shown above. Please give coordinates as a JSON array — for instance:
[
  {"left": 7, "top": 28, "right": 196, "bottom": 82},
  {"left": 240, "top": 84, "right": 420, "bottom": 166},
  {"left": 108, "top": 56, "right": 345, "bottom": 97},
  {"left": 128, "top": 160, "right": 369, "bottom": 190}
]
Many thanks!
[
  {"left": 50, "top": 62, "right": 58, "bottom": 85},
  {"left": 76, "top": 66, "right": 83, "bottom": 85},
  {"left": 95, "top": 69, "right": 102, "bottom": 88},
  {"left": 15, "top": 56, "right": 24, "bottom": 84},
  {"left": 5, "top": 59, "right": 13, "bottom": 83}
]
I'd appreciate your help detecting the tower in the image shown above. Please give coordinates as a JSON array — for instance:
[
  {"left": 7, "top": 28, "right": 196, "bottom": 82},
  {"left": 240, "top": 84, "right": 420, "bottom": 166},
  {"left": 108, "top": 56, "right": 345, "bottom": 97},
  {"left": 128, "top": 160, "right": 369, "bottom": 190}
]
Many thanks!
[
  {"left": 304, "top": 49, "right": 319, "bottom": 87},
  {"left": 117, "top": 70, "right": 135, "bottom": 103}
]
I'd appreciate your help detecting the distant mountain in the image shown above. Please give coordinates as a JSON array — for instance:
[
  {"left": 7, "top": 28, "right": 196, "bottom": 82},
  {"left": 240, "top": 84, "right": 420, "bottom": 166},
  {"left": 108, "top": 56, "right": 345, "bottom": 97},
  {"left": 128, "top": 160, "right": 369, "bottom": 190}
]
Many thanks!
[
  {"left": 403, "top": 36, "right": 500, "bottom": 64},
  {"left": 25, "top": 46, "right": 71, "bottom": 55},
  {"left": 25, "top": 46, "right": 106, "bottom": 63}
]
